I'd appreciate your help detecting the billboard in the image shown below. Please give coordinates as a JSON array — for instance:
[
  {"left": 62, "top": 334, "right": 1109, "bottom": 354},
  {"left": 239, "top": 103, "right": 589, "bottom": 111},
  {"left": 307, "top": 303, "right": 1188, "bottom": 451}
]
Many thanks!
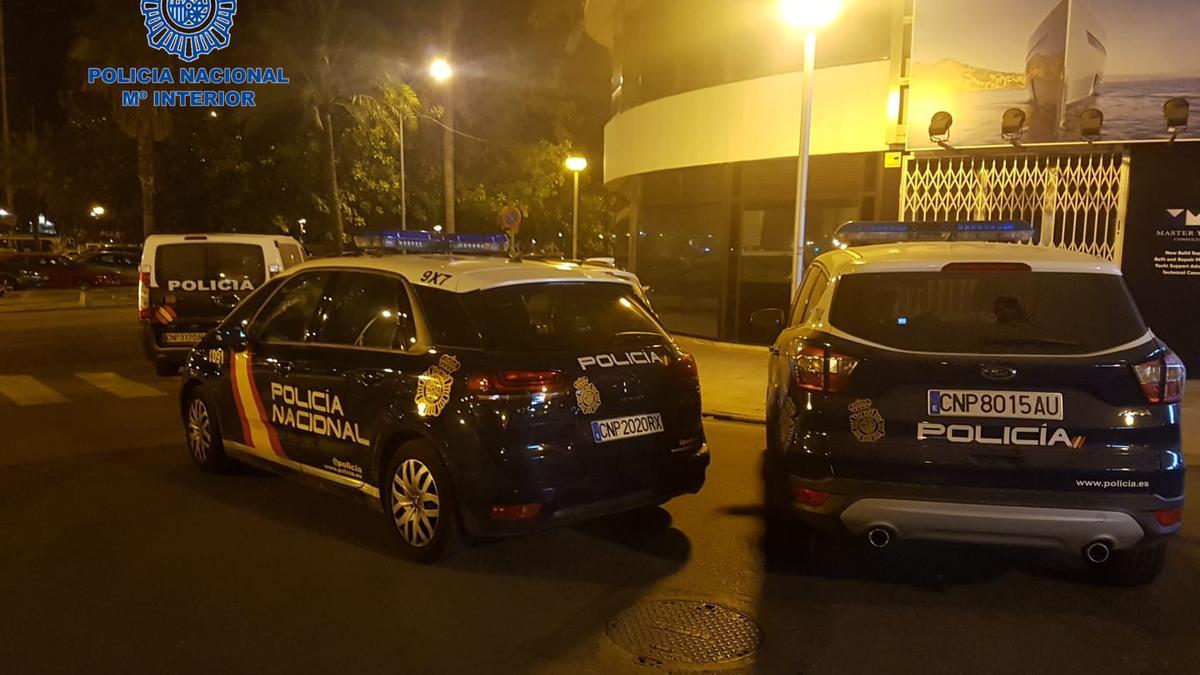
[{"left": 909, "top": 0, "right": 1200, "bottom": 148}]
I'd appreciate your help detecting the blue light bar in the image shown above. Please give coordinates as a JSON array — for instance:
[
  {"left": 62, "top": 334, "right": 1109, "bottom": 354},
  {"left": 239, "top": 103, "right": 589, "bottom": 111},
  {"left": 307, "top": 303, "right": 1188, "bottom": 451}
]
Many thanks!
[
  {"left": 447, "top": 233, "right": 508, "bottom": 254},
  {"left": 834, "top": 221, "right": 1034, "bottom": 247},
  {"left": 354, "top": 230, "right": 509, "bottom": 255}
]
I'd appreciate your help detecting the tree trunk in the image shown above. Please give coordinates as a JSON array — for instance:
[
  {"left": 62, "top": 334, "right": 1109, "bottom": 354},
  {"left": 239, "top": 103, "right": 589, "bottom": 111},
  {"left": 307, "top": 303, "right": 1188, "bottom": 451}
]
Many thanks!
[
  {"left": 323, "top": 110, "right": 345, "bottom": 254},
  {"left": 137, "top": 130, "right": 156, "bottom": 240}
]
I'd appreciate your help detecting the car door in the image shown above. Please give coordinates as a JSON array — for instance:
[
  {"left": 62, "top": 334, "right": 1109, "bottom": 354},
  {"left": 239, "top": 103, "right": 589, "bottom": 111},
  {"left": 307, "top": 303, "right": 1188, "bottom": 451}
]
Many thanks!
[
  {"left": 231, "top": 270, "right": 334, "bottom": 468},
  {"left": 290, "top": 271, "right": 426, "bottom": 488}
]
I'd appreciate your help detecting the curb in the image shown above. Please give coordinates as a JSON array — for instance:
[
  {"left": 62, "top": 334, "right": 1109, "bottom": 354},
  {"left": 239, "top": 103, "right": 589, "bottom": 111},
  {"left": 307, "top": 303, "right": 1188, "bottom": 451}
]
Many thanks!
[
  {"left": 703, "top": 411, "right": 766, "bottom": 425},
  {"left": 0, "top": 303, "right": 132, "bottom": 315}
]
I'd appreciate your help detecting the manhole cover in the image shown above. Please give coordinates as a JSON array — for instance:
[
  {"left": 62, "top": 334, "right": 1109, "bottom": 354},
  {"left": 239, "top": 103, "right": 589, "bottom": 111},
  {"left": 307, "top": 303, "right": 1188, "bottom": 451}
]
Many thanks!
[{"left": 606, "top": 600, "right": 761, "bottom": 666}]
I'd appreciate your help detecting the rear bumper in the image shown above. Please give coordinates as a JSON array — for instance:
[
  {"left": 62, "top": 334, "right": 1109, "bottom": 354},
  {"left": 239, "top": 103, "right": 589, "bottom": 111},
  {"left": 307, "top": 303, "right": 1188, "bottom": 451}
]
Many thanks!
[
  {"left": 460, "top": 445, "right": 709, "bottom": 538},
  {"left": 768, "top": 469, "right": 1184, "bottom": 552},
  {"left": 840, "top": 498, "right": 1147, "bottom": 551}
]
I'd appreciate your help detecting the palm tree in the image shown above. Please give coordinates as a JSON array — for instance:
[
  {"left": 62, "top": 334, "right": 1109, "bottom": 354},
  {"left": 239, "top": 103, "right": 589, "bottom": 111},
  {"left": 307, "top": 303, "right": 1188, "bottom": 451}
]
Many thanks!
[
  {"left": 255, "top": 0, "right": 387, "bottom": 253},
  {"left": 351, "top": 78, "right": 421, "bottom": 229}
]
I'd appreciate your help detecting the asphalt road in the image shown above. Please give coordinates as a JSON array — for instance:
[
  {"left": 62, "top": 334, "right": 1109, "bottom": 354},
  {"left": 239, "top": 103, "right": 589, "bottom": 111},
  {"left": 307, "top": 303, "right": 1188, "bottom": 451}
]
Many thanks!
[{"left": 1, "top": 308, "right": 1198, "bottom": 674}]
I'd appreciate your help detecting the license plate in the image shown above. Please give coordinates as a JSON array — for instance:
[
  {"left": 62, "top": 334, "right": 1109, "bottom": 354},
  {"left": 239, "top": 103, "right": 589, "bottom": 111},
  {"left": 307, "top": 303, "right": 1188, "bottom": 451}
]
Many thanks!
[
  {"left": 928, "top": 390, "right": 1063, "bottom": 421},
  {"left": 162, "top": 332, "right": 205, "bottom": 345},
  {"left": 591, "top": 413, "right": 665, "bottom": 444}
]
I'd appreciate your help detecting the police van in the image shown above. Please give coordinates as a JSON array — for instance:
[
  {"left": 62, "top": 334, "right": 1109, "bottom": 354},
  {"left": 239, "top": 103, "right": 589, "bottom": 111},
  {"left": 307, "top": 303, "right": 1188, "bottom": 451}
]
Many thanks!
[
  {"left": 178, "top": 234, "right": 708, "bottom": 562},
  {"left": 140, "top": 234, "right": 305, "bottom": 375},
  {"left": 757, "top": 221, "right": 1185, "bottom": 585}
]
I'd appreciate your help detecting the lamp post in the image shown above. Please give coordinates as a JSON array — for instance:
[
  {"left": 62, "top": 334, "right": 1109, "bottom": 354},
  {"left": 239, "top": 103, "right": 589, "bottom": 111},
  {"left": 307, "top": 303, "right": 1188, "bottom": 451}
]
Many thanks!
[
  {"left": 565, "top": 155, "right": 588, "bottom": 259},
  {"left": 430, "top": 57, "right": 456, "bottom": 234},
  {"left": 780, "top": 0, "right": 842, "bottom": 292}
]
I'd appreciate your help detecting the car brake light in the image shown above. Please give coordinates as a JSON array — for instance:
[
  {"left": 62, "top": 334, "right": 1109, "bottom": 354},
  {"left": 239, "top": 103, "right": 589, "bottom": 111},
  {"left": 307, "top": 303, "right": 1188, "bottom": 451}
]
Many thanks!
[
  {"left": 137, "top": 270, "right": 151, "bottom": 321},
  {"left": 790, "top": 486, "right": 833, "bottom": 508},
  {"left": 467, "top": 370, "right": 563, "bottom": 395},
  {"left": 791, "top": 342, "right": 858, "bottom": 393},
  {"left": 673, "top": 353, "right": 699, "bottom": 380},
  {"left": 1153, "top": 507, "right": 1183, "bottom": 527},
  {"left": 1133, "top": 351, "right": 1186, "bottom": 404},
  {"left": 490, "top": 503, "right": 543, "bottom": 520}
]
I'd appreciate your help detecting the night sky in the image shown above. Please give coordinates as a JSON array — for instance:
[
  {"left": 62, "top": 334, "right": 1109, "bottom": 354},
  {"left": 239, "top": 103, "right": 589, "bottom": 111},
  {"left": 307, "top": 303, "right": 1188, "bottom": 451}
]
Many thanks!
[{"left": 5, "top": 0, "right": 74, "bottom": 130}]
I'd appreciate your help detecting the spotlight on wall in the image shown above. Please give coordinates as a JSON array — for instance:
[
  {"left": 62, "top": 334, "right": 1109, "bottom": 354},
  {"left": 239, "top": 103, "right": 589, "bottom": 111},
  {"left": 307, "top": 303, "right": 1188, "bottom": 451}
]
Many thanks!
[
  {"left": 1164, "top": 97, "right": 1189, "bottom": 143},
  {"left": 1080, "top": 108, "right": 1104, "bottom": 143},
  {"left": 1001, "top": 108, "right": 1027, "bottom": 146},
  {"left": 929, "top": 111, "right": 954, "bottom": 149}
]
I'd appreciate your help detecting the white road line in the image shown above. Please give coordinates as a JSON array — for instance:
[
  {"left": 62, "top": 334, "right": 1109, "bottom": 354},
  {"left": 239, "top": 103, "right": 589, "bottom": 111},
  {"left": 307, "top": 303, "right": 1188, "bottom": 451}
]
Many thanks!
[
  {"left": 76, "top": 372, "right": 168, "bottom": 399},
  {"left": 0, "top": 376, "right": 69, "bottom": 406}
]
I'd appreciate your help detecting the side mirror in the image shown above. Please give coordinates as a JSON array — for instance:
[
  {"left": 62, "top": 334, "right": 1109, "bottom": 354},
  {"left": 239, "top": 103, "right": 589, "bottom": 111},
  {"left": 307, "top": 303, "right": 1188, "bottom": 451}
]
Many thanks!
[
  {"left": 750, "top": 308, "right": 785, "bottom": 330},
  {"left": 225, "top": 325, "right": 252, "bottom": 353}
]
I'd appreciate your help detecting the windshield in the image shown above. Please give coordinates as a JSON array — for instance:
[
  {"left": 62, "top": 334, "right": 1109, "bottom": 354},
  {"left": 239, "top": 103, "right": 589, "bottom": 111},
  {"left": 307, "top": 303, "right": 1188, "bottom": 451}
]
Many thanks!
[
  {"left": 154, "top": 243, "right": 266, "bottom": 290},
  {"left": 830, "top": 271, "right": 1148, "bottom": 355},
  {"left": 460, "top": 282, "right": 668, "bottom": 352}
]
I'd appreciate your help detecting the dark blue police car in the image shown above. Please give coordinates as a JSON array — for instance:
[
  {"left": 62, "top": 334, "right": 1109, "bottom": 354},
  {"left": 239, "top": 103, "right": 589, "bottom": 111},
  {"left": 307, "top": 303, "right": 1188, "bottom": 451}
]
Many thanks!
[
  {"left": 756, "top": 221, "right": 1185, "bottom": 585},
  {"left": 179, "top": 236, "right": 708, "bottom": 562}
]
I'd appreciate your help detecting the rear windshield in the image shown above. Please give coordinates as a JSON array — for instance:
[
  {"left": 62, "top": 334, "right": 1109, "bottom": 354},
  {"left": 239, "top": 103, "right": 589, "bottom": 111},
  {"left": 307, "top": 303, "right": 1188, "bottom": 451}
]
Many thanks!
[
  {"left": 830, "top": 271, "right": 1147, "bottom": 355},
  {"left": 459, "top": 282, "right": 668, "bottom": 352},
  {"left": 155, "top": 243, "right": 266, "bottom": 290}
]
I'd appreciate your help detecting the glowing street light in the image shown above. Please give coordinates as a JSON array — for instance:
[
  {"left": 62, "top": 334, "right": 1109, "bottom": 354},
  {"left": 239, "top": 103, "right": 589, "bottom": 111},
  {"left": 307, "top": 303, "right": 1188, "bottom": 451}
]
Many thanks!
[
  {"left": 780, "top": 0, "right": 843, "bottom": 292},
  {"left": 565, "top": 155, "right": 588, "bottom": 259},
  {"left": 89, "top": 205, "right": 107, "bottom": 219},
  {"left": 429, "top": 58, "right": 453, "bottom": 83}
]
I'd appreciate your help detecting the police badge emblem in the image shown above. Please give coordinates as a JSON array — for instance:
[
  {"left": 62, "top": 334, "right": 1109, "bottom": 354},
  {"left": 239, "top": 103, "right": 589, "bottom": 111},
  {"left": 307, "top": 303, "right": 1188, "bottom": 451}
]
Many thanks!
[
  {"left": 415, "top": 355, "right": 462, "bottom": 418},
  {"left": 141, "top": 0, "right": 238, "bottom": 63},
  {"left": 573, "top": 377, "right": 602, "bottom": 415},
  {"left": 848, "top": 399, "right": 886, "bottom": 443}
]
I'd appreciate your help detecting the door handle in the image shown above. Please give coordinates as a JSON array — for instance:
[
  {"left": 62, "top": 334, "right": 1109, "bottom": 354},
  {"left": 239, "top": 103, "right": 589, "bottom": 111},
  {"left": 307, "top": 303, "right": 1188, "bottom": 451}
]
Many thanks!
[
  {"left": 271, "top": 360, "right": 294, "bottom": 376},
  {"left": 353, "top": 369, "right": 388, "bottom": 387}
]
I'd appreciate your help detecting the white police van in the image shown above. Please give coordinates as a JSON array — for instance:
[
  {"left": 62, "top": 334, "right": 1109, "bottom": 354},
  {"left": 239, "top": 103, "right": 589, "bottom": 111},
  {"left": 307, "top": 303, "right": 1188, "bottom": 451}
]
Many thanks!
[{"left": 139, "top": 234, "right": 306, "bottom": 376}]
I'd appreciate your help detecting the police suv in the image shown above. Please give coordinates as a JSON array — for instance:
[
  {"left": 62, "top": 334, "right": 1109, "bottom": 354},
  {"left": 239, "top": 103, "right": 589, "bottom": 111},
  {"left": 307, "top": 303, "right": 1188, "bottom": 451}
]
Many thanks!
[
  {"left": 757, "top": 221, "right": 1185, "bottom": 585},
  {"left": 179, "top": 235, "right": 708, "bottom": 562}
]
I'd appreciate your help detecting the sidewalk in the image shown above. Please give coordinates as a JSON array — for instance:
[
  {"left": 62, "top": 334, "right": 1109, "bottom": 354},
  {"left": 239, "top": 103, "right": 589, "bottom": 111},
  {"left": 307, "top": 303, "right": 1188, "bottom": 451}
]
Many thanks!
[
  {"left": 0, "top": 288, "right": 135, "bottom": 314},
  {"left": 677, "top": 335, "right": 1200, "bottom": 467}
]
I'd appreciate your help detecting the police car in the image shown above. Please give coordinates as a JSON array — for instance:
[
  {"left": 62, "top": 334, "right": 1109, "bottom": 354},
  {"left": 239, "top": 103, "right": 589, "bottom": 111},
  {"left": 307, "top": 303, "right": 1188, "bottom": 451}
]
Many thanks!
[
  {"left": 179, "top": 235, "right": 708, "bottom": 562},
  {"left": 757, "top": 221, "right": 1185, "bottom": 585}
]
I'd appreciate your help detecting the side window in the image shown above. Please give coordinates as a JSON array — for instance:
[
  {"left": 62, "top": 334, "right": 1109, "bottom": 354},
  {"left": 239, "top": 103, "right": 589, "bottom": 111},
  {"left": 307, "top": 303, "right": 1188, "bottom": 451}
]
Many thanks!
[
  {"left": 316, "top": 273, "right": 416, "bottom": 350},
  {"left": 412, "top": 285, "right": 483, "bottom": 348},
  {"left": 251, "top": 272, "right": 332, "bottom": 343},
  {"left": 800, "top": 272, "right": 830, "bottom": 324},
  {"left": 223, "top": 278, "right": 282, "bottom": 330},
  {"left": 278, "top": 244, "right": 305, "bottom": 270},
  {"left": 789, "top": 267, "right": 821, "bottom": 326}
]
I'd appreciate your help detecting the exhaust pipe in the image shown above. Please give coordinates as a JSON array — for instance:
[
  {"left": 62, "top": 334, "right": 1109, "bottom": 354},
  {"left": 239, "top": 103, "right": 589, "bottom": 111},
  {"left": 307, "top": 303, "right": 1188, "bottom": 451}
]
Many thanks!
[
  {"left": 867, "top": 527, "right": 893, "bottom": 549},
  {"left": 1084, "top": 541, "right": 1112, "bottom": 564}
]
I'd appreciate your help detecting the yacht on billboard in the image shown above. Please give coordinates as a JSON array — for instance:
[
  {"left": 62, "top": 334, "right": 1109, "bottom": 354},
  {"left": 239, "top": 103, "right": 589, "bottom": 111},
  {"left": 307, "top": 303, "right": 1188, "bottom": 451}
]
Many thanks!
[{"left": 1026, "top": 0, "right": 1108, "bottom": 129}]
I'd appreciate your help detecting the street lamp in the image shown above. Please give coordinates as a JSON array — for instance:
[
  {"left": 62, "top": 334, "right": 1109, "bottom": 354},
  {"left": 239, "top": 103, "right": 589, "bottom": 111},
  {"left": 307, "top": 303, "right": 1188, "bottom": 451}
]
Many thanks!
[
  {"left": 780, "top": 0, "right": 842, "bottom": 291},
  {"left": 89, "top": 205, "right": 106, "bottom": 219},
  {"left": 430, "top": 57, "right": 456, "bottom": 234},
  {"left": 565, "top": 155, "right": 588, "bottom": 259}
]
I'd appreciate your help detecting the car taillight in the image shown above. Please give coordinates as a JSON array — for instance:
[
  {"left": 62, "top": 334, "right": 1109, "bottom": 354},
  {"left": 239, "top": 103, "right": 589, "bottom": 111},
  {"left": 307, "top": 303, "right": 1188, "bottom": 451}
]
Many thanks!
[
  {"left": 137, "top": 270, "right": 151, "bottom": 321},
  {"left": 1153, "top": 507, "right": 1183, "bottom": 527},
  {"left": 791, "top": 342, "right": 858, "bottom": 393},
  {"left": 467, "top": 370, "right": 564, "bottom": 395},
  {"left": 673, "top": 353, "right": 699, "bottom": 380},
  {"left": 1133, "top": 351, "right": 1186, "bottom": 404}
]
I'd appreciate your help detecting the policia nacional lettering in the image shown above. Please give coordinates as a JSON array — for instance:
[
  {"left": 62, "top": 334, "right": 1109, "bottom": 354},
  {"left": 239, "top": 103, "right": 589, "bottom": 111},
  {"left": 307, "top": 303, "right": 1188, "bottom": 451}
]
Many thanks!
[{"left": 269, "top": 383, "right": 369, "bottom": 446}]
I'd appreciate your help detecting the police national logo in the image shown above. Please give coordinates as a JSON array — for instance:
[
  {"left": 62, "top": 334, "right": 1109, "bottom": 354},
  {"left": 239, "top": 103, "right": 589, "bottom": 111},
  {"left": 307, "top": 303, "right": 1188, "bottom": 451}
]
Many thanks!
[
  {"left": 848, "top": 399, "right": 886, "bottom": 443},
  {"left": 141, "top": 0, "right": 238, "bottom": 63},
  {"left": 573, "top": 377, "right": 602, "bottom": 415}
]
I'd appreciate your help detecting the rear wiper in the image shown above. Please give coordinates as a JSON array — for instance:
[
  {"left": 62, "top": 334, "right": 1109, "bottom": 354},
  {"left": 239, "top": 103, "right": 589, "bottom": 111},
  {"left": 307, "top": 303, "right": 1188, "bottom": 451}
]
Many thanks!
[{"left": 980, "top": 336, "right": 1080, "bottom": 348}]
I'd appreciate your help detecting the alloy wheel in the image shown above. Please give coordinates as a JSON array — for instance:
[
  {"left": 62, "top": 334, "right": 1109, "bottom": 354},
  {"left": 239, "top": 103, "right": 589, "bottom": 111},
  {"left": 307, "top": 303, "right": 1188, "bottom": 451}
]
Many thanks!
[
  {"left": 391, "top": 459, "right": 441, "bottom": 548},
  {"left": 187, "top": 398, "right": 212, "bottom": 462}
]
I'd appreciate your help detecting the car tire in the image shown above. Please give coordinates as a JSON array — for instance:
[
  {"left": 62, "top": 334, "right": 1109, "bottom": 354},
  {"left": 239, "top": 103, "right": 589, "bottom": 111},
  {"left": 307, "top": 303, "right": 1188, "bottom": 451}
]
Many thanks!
[
  {"left": 155, "top": 361, "right": 180, "bottom": 377},
  {"left": 184, "top": 389, "right": 233, "bottom": 473},
  {"left": 1091, "top": 541, "right": 1168, "bottom": 587},
  {"left": 383, "top": 440, "right": 462, "bottom": 563}
]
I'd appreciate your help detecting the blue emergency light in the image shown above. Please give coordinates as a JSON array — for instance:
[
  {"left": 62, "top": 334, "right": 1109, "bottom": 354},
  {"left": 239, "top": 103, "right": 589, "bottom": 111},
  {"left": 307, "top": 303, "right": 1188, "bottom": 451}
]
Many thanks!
[
  {"left": 356, "top": 230, "right": 509, "bottom": 255},
  {"left": 834, "top": 220, "right": 1035, "bottom": 247}
]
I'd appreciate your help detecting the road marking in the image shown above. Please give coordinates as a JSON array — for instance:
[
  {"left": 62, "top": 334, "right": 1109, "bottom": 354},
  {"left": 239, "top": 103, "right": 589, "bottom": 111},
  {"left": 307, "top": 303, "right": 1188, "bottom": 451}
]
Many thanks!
[
  {"left": 76, "top": 372, "right": 168, "bottom": 399},
  {"left": 0, "top": 376, "right": 69, "bottom": 406}
]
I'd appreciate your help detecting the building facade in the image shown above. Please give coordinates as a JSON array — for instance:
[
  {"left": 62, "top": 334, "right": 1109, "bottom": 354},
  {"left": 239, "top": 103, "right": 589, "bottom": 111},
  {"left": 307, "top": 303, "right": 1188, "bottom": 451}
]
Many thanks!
[{"left": 584, "top": 0, "right": 1200, "bottom": 365}]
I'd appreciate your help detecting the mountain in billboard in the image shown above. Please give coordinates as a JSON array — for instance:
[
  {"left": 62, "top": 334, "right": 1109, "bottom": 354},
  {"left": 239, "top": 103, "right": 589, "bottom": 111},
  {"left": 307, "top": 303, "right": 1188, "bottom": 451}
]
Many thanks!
[{"left": 911, "top": 59, "right": 1027, "bottom": 92}]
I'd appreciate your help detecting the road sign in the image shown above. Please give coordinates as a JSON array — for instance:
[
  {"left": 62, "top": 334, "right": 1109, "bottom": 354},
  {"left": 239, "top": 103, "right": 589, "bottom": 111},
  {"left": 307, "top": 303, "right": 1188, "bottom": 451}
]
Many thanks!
[{"left": 500, "top": 206, "right": 523, "bottom": 232}]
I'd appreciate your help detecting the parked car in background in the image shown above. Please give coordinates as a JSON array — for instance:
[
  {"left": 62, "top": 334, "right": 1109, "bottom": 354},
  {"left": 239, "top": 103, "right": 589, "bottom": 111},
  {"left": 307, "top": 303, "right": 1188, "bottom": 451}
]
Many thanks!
[
  {"left": 74, "top": 250, "right": 140, "bottom": 285},
  {"left": 0, "top": 253, "right": 120, "bottom": 291}
]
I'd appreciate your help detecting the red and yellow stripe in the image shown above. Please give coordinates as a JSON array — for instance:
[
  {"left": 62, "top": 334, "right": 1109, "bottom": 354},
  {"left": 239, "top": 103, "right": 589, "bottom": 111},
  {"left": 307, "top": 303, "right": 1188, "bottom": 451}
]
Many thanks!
[{"left": 230, "top": 351, "right": 285, "bottom": 459}]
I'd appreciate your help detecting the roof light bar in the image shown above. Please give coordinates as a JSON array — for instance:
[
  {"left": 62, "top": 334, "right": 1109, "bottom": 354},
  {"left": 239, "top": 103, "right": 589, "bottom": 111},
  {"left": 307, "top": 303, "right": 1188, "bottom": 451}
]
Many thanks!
[
  {"left": 834, "top": 221, "right": 1035, "bottom": 247},
  {"left": 355, "top": 230, "right": 509, "bottom": 255}
]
